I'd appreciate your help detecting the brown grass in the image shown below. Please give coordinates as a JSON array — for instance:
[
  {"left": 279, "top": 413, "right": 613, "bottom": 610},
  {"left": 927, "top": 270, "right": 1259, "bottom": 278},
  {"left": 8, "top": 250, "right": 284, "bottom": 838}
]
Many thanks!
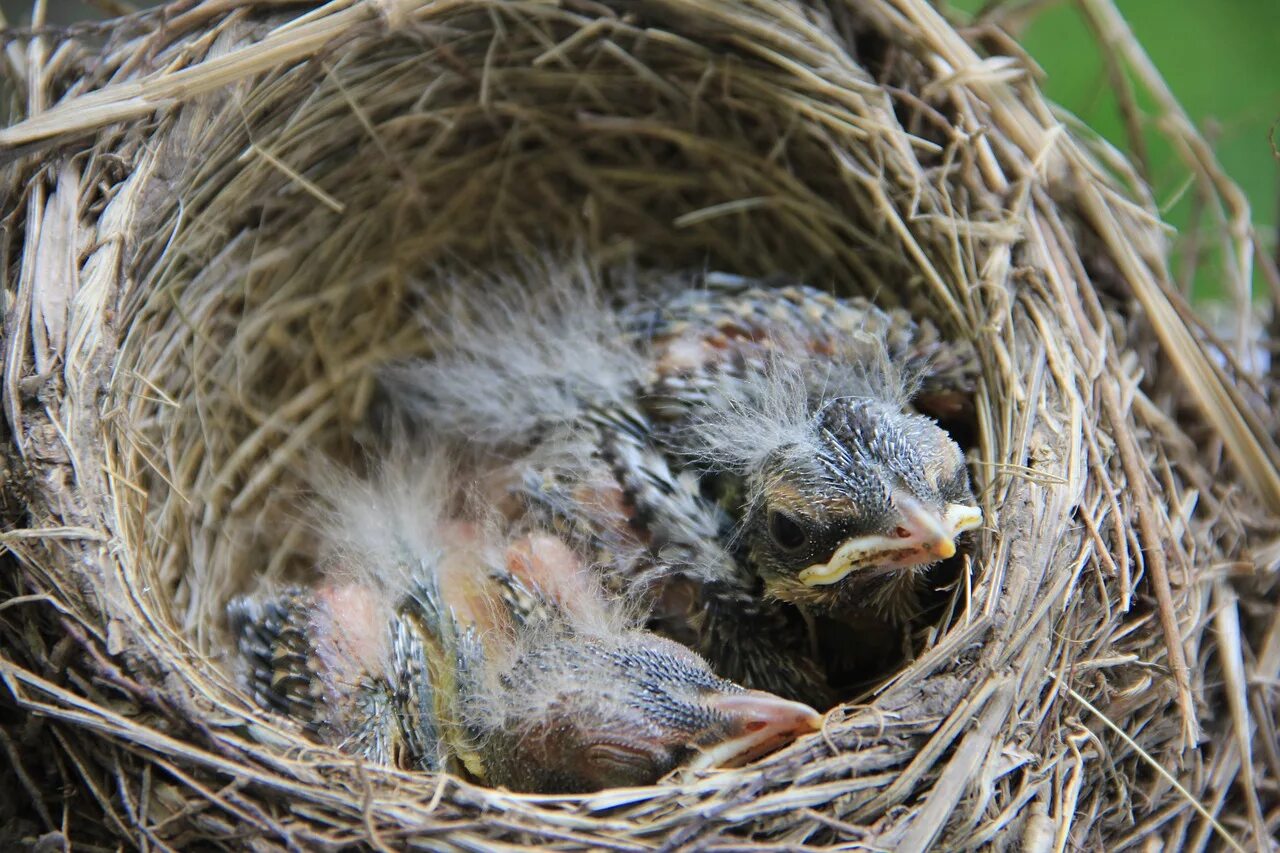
[{"left": 1, "top": 0, "right": 1277, "bottom": 848}]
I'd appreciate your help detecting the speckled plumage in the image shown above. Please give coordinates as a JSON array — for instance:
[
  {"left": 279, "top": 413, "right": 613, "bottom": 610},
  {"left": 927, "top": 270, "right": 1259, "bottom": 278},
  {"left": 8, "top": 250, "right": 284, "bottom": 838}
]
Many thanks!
[
  {"left": 627, "top": 275, "right": 974, "bottom": 428},
  {"left": 513, "top": 400, "right": 834, "bottom": 706},
  {"left": 622, "top": 276, "right": 980, "bottom": 619},
  {"left": 399, "top": 527, "right": 821, "bottom": 793},
  {"left": 228, "top": 451, "right": 822, "bottom": 793},
  {"left": 626, "top": 277, "right": 923, "bottom": 423},
  {"left": 227, "top": 585, "right": 437, "bottom": 769},
  {"left": 384, "top": 264, "right": 981, "bottom": 705}
]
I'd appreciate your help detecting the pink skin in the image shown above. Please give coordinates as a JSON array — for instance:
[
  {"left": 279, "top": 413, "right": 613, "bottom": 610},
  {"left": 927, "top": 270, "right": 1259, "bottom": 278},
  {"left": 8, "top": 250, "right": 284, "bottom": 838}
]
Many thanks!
[
  {"left": 311, "top": 582, "right": 391, "bottom": 696},
  {"left": 655, "top": 335, "right": 716, "bottom": 375},
  {"left": 438, "top": 520, "right": 482, "bottom": 550},
  {"left": 434, "top": 521, "right": 511, "bottom": 635},
  {"left": 308, "top": 523, "right": 494, "bottom": 693},
  {"left": 695, "top": 691, "right": 824, "bottom": 770},
  {"left": 512, "top": 532, "right": 618, "bottom": 628},
  {"left": 506, "top": 534, "right": 593, "bottom": 604}
]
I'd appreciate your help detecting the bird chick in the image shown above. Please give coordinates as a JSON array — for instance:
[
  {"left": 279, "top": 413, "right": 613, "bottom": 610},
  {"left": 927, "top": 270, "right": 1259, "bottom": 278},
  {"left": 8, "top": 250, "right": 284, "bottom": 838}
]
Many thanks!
[
  {"left": 631, "top": 277, "right": 983, "bottom": 619},
  {"left": 507, "top": 403, "right": 835, "bottom": 708},
  {"left": 380, "top": 262, "right": 981, "bottom": 697},
  {"left": 413, "top": 526, "right": 824, "bottom": 793},
  {"left": 231, "top": 445, "right": 822, "bottom": 793},
  {"left": 381, "top": 264, "right": 834, "bottom": 705}
]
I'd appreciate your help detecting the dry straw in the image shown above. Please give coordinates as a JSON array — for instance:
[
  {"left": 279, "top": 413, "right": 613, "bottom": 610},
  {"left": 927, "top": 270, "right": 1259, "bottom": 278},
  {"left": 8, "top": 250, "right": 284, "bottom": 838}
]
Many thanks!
[{"left": 2, "top": 0, "right": 1278, "bottom": 848}]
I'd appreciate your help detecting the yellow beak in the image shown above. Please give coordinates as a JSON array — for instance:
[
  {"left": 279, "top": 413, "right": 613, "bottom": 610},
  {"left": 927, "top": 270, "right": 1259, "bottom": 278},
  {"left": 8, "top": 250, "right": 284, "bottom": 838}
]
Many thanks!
[{"left": 796, "top": 496, "right": 982, "bottom": 588}]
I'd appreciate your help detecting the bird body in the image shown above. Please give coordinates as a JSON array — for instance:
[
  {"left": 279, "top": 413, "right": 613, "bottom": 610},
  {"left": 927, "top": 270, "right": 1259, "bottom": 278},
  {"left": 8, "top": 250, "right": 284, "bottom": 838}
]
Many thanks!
[
  {"left": 227, "top": 581, "right": 436, "bottom": 769},
  {"left": 382, "top": 262, "right": 981, "bottom": 702},
  {"left": 414, "top": 550, "right": 822, "bottom": 792},
  {"left": 623, "top": 275, "right": 925, "bottom": 426},
  {"left": 228, "top": 448, "right": 822, "bottom": 793},
  {"left": 621, "top": 276, "right": 981, "bottom": 617}
]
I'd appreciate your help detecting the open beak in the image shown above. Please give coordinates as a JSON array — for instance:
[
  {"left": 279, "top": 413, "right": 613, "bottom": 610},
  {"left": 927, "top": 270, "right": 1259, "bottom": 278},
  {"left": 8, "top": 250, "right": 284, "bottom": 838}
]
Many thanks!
[
  {"left": 687, "top": 691, "right": 823, "bottom": 771},
  {"left": 797, "top": 492, "right": 982, "bottom": 588}
]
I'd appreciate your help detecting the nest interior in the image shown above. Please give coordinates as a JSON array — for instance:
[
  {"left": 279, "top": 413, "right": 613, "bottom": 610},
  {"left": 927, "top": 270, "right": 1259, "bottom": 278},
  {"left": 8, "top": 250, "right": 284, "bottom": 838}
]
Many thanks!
[{"left": 2, "top": 0, "right": 1279, "bottom": 849}]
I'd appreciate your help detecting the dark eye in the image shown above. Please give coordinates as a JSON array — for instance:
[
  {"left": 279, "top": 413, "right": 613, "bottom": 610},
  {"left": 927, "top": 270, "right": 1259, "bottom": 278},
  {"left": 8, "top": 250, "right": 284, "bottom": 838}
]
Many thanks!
[{"left": 767, "top": 509, "right": 809, "bottom": 552}]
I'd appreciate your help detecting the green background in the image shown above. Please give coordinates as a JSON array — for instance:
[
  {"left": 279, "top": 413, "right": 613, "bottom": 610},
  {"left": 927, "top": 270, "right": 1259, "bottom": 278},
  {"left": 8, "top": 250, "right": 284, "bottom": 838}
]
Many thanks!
[{"left": 949, "top": 0, "right": 1279, "bottom": 299}]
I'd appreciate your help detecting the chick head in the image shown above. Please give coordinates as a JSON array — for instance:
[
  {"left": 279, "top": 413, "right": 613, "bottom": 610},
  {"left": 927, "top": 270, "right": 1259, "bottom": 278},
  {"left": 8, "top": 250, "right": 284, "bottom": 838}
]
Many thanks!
[
  {"left": 475, "top": 628, "right": 823, "bottom": 793},
  {"left": 743, "top": 396, "right": 981, "bottom": 609}
]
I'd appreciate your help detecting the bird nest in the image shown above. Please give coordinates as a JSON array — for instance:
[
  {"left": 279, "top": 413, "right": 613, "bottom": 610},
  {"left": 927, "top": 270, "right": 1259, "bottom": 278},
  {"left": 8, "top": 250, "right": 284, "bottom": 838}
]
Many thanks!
[{"left": 2, "top": 0, "right": 1279, "bottom": 848}]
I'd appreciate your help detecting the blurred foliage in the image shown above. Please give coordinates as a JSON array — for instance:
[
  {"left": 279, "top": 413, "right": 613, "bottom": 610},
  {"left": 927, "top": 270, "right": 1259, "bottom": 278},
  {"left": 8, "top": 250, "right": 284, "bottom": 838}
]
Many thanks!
[{"left": 950, "top": 0, "right": 1279, "bottom": 299}]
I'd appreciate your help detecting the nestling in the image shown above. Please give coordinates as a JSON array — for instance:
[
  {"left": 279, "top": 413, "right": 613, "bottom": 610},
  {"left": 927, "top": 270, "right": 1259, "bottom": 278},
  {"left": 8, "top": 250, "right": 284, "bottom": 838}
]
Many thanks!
[
  {"left": 381, "top": 263, "right": 833, "bottom": 705},
  {"left": 228, "top": 445, "right": 823, "bottom": 792},
  {"left": 382, "top": 261, "right": 982, "bottom": 697},
  {"left": 629, "top": 276, "right": 983, "bottom": 619},
  {"left": 407, "top": 518, "right": 823, "bottom": 793}
]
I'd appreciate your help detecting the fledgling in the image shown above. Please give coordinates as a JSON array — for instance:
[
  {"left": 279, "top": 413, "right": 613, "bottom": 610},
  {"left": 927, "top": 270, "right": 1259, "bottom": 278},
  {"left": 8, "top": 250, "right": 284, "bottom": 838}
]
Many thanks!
[
  {"left": 382, "top": 263, "right": 836, "bottom": 705},
  {"left": 230, "top": 446, "right": 822, "bottom": 793},
  {"left": 382, "top": 261, "right": 981, "bottom": 698},
  {"left": 411, "top": 529, "right": 823, "bottom": 793},
  {"left": 626, "top": 277, "right": 983, "bottom": 620},
  {"left": 511, "top": 399, "right": 834, "bottom": 707}
]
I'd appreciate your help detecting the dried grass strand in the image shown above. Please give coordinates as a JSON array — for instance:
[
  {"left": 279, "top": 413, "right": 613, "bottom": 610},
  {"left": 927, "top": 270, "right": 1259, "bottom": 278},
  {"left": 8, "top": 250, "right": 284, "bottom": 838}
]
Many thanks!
[{"left": 0, "top": 0, "right": 1276, "bottom": 848}]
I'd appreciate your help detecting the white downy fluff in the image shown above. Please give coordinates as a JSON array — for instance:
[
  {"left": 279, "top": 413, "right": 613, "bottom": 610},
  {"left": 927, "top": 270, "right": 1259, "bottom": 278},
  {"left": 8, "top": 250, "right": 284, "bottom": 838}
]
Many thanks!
[
  {"left": 307, "top": 442, "right": 469, "bottom": 604},
  {"left": 382, "top": 255, "right": 649, "bottom": 444},
  {"left": 678, "top": 328, "right": 922, "bottom": 478},
  {"left": 309, "top": 434, "right": 645, "bottom": 653}
]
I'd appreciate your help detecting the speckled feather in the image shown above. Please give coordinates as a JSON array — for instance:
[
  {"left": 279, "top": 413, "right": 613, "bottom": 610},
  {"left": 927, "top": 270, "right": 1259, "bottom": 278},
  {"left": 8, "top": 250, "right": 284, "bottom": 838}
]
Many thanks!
[
  {"left": 227, "top": 586, "right": 430, "bottom": 768},
  {"left": 512, "top": 403, "right": 834, "bottom": 707},
  {"left": 382, "top": 266, "right": 977, "bottom": 705},
  {"left": 397, "top": 531, "right": 823, "bottom": 793},
  {"left": 625, "top": 275, "right": 975, "bottom": 427}
]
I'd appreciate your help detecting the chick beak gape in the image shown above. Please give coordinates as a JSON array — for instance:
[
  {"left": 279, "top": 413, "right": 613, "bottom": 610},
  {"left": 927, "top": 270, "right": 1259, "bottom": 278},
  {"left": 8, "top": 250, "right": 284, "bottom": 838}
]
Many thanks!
[
  {"left": 797, "top": 491, "right": 983, "bottom": 588},
  {"left": 687, "top": 692, "right": 824, "bottom": 771}
]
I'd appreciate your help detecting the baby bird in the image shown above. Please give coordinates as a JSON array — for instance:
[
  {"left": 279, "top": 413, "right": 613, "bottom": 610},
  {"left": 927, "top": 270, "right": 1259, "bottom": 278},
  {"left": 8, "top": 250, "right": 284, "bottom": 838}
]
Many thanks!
[
  {"left": 227, "top": 447, "right": 822, "bottom": 793},
  {"left": 415, "top": 530, "right": 822, "bottom": 792},
  {"left": 626, "top": 276, "right": 983, "bottom": 620},
  {"left": 383, "top": 264, "right": 833, "bottom": 704},
  {"left": 383, "top": 261, "right": 981, "bottom": 697}
]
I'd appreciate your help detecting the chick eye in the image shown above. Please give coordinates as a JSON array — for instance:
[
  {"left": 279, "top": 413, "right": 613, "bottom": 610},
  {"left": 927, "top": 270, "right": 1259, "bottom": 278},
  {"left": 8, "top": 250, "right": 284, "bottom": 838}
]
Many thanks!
[
  {"left": 584, "top": 743, "right": 657, "bottom": 774},
  {"left": 893, "top": 526, "right": 912, "bottom": 539},
  {"left": 767, "top": 510, "right": 808, "bottom": 552}
]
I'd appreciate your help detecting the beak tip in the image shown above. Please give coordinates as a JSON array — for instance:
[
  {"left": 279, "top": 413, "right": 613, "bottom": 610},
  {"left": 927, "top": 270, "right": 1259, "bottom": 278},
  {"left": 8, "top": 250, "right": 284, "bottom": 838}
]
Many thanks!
[
  {"left": 711, "top": 691, "right": 824, "bottom": 731},
  {"left": 691, "top": 692, "right": 823, "bottom": 770}
]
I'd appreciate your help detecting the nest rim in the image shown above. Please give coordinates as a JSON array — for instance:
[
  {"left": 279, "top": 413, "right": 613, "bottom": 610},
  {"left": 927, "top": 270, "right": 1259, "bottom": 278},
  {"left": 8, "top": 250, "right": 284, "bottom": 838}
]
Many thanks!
[{"left": 1, "top": 0, "right": 1277, "bottom": 849}]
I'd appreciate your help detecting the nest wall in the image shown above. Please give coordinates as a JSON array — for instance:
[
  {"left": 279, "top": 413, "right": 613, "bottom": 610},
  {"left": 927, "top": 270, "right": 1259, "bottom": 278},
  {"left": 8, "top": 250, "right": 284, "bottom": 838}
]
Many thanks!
[{"left": 1, "top": 0, "right": 1278, "bottom": 849}]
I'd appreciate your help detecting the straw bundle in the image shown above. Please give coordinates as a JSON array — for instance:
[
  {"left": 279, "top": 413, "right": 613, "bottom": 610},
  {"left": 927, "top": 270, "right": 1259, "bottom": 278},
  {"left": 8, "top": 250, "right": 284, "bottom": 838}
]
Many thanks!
[{"left": 2, "top": 0, "right": 1278, "bottom": 848}]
